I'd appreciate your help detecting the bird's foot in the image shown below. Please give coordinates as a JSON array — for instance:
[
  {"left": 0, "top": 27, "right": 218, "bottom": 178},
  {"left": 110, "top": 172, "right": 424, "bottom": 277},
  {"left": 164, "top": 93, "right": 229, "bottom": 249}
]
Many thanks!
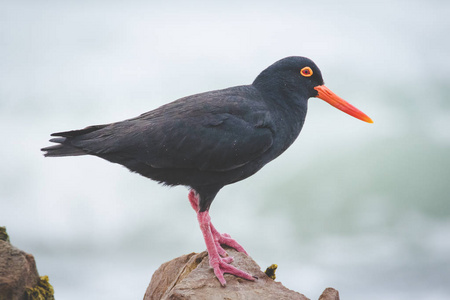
[
  {"left": 209, "top": 255, "right": 256, "bottom": 286},
  {"left": 197, "top": 210, "right": 255, "bottom": 286}
]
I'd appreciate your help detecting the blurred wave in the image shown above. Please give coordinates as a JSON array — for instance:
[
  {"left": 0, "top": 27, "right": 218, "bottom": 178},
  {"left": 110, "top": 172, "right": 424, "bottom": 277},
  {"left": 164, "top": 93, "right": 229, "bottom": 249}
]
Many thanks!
[{"left": 1, "top": 1, "right": 449, "bottom": 299}]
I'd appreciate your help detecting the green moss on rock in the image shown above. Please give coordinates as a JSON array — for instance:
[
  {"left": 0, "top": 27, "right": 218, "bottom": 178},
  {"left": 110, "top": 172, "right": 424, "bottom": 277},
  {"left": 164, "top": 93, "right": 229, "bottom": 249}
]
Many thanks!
[
  {"left": 0, "top": 226, "right": 9, "bottom": 243},
  {"left": 25, "top": 276, "right": 55, "bottom": 300}
]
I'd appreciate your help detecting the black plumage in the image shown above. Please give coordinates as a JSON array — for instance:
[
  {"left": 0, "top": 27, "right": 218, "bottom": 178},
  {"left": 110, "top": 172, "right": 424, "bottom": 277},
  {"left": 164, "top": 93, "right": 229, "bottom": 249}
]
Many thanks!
[
  {"left": 43, "top": 56, "right": 325, "bottom": 211},
  {"left": 42, "top": 56, "right": 372, "bottom": 285}
]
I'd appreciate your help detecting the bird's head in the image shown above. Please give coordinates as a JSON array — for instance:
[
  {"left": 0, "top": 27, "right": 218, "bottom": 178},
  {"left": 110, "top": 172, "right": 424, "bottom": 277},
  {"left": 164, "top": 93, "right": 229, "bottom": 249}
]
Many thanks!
[{"left": 253, "top": 56, "right": 373, "bottom": 123}]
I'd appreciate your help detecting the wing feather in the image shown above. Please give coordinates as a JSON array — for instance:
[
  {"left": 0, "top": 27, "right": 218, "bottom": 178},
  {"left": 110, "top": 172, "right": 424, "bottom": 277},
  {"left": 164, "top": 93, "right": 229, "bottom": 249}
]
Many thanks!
[{"left": 70, "top": 87, "right": 274, "bottom": 172}]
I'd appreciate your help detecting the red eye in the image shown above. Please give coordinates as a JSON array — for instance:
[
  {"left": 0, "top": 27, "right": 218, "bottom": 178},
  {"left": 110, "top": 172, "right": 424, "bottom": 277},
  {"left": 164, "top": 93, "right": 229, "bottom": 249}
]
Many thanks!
[{"left": 300, "top": 67, "right": 313, "bottom": 77}]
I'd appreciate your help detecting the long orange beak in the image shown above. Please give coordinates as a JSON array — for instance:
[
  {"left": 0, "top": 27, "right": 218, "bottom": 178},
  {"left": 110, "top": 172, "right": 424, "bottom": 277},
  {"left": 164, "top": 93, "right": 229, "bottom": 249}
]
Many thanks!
[{"left": 314, "top": 85, "right": 373, "bottom": 123}]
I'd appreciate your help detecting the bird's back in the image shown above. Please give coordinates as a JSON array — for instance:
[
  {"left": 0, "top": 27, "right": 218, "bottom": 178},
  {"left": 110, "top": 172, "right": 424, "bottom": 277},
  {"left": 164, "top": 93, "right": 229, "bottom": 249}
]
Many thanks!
[{"left": 42, "top": 85, "right": 285, "bottom": 188}]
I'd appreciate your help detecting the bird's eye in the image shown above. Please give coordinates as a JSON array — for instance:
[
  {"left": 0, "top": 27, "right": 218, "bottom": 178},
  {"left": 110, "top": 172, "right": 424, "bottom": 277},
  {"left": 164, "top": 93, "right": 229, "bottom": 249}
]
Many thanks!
[{"left": 300, "top": 67, "right": 313, "bottom": 77}]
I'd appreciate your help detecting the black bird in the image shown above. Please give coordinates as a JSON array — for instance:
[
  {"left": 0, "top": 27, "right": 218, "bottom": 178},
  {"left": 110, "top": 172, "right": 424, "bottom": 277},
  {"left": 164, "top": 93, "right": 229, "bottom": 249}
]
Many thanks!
[{"left": 42, "top": 56, "right": 372, "bottom": 285}]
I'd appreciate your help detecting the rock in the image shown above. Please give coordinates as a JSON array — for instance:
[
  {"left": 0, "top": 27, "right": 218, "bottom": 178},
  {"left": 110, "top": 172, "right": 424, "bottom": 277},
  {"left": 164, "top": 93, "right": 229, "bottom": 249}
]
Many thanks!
[
  {"left": 319, "top": 287, "right": 340, "bottom": 300},
  {"left": 0, "top": 227, "right": 54, "bottom": 300},
  {"left": 144, "top": 247, "right": 309, "bottom": 300},
  {"left": 145, "top": 252, "right": 206, "bottom": 299}
]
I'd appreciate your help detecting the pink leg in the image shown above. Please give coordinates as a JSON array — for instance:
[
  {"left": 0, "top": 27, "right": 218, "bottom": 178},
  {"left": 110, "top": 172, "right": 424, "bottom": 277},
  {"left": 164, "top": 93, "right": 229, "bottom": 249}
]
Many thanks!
[
  {"left": 189, "top": 190, "right": 254, "bottom": 286},
  {"left": 188, "top": 190, "right": 249, "bottom": 255}
]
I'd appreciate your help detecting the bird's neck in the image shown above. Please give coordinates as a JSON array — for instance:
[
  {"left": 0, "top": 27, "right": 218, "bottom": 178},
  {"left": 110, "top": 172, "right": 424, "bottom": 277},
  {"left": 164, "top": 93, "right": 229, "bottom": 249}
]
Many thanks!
[
  {"left": 252, "top": 80, "right": 308, "bottom": 117},
  {"left": 253, "top": 73, "right": 309, "bottom": 109},
  {"left": 251, "top": 83, "right": 308, "bottom": 159}
]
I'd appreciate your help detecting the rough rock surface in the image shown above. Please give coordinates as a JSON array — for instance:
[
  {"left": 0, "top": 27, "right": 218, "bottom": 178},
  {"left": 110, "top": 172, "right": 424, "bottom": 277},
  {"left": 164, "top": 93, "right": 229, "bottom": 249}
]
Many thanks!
[
  {"left": 0, "top": 227, "right": 54, "bottom": 300},
  {"left": 144, "top": 247, "right": 310, "bottom": 300},
  {"left": 319, "top": 287, "right": 340, "bottom": 300}
]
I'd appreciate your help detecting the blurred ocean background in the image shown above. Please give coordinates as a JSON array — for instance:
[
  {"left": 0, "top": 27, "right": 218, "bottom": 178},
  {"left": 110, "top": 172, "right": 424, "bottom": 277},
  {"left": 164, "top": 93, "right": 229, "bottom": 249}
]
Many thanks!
[{"left": 1, "top": 1, "right": 449, "bottom": 299}]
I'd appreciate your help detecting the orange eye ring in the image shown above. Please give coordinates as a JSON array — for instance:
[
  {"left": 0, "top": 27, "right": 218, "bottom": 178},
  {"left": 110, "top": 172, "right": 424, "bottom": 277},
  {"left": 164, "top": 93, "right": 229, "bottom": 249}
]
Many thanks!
[{"left": 300, "top": 67, "right": 313, "bottom": 77}]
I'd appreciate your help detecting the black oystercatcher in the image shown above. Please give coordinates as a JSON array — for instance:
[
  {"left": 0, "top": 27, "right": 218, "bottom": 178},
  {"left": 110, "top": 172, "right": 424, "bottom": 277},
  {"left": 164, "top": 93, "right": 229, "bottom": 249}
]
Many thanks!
[{"left": 41, "top": 56, "right": 372, "bottom": 285}]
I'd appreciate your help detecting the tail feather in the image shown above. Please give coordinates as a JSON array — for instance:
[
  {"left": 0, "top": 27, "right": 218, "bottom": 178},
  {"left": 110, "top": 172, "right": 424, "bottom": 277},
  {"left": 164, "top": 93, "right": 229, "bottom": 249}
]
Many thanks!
[
  {"left": 49, "top": 137, "right": 66, "bottom": 143},
  {"left": 42, "top": 124, "right": 108, "bottom": 157},
  {"left": 41, "top": 143, "right": 86, "bottom": 157},
  {"left": 51, "top": 124, "right": 108, "bottom": 138}
]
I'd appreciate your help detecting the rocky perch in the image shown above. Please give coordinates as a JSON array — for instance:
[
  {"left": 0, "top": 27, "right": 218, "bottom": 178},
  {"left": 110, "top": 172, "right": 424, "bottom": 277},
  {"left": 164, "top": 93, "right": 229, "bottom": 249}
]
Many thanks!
[
  {"left": 144, "top": 247, "right": 340, "bottom": 300},
  {"left": 1, "top": 227, "right": 339, "bottom": 300},
  {"left": 0, "top": 227, "right": 54, "bottom": 300}
]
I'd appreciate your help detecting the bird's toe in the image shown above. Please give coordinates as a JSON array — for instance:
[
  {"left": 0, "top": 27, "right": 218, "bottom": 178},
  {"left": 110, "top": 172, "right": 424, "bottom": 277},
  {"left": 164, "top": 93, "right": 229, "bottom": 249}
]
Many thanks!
[{"left": 222, "top": 256, "right": 234, "bottom": 264}]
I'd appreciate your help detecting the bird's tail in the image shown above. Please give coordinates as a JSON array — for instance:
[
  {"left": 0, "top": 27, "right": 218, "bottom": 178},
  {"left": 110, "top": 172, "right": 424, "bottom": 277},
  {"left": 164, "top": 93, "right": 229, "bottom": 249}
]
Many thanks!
[
  {"left": 41, "top": 124, "right": 107, "bottom": 157},
  {"left": 41, "top": 138, "right": 86, "bottom": 157}
]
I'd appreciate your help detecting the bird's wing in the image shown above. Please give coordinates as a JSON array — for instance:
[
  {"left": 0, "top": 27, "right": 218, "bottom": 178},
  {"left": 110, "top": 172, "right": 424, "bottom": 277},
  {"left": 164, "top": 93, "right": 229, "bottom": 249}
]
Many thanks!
[{"left": 70, "top": 90, "right": 274, "bottom": 172}]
